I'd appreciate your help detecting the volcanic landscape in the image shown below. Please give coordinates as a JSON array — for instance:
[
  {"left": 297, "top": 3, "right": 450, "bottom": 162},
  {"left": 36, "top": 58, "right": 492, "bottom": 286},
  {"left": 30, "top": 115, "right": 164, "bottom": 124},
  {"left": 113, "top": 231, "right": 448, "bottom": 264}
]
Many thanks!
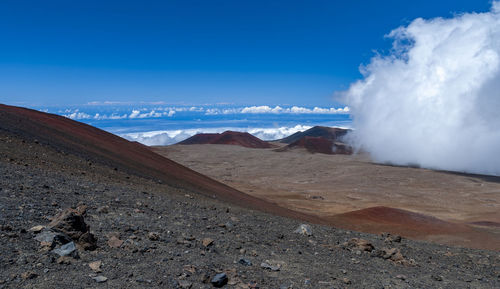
[{"left": 1, "top": 104, "right": 499, "bottom": 288}]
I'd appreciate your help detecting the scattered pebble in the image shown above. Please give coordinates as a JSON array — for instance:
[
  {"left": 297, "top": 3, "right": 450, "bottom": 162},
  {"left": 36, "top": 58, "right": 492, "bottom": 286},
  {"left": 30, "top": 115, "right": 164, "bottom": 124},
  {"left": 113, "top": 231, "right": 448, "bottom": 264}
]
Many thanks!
[
  {"left": 211, "top": 273, "right": 228, "bottom": 288},
  {"left": 92, "top": 275, "right": 108, "bottom": 283},
  {"left": 294, "top": 224, "right": 313, "bottom": 236}
]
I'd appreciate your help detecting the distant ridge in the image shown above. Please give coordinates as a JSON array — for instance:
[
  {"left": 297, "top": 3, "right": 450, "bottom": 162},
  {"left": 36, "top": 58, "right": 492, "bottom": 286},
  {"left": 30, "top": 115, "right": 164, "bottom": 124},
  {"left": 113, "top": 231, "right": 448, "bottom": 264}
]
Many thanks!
[
  {"left": 278, "top": 126, "right": 350, "bottom": 144},
  {"left": 178, "top": 130, "right": 275, "bottom": 148}
]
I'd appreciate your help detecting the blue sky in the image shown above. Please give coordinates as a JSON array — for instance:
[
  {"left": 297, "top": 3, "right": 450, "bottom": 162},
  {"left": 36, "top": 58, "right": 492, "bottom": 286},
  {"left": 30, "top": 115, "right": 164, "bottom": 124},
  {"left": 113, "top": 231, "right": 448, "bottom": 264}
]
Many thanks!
[{"left": 0, "top": 0, "right": 492, "bottom": 107}]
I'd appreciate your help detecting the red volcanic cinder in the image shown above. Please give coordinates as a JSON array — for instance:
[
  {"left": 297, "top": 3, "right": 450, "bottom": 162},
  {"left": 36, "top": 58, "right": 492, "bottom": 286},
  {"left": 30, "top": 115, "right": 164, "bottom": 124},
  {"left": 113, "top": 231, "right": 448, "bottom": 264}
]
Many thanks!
[{"left": 179, "top": 131, "right": 275, "bottom": 148}]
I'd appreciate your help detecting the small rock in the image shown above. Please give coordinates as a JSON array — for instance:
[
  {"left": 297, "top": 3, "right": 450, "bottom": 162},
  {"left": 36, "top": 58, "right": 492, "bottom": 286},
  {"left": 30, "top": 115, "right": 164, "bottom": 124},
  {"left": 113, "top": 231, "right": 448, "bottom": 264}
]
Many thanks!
[
  {"left": 136, "top": 277, "right": 152, "bottom": 283},
  {"left": 107, "top": 236, "right": 123, "bottom": 248},
  {"left": 92, "top": 276, "right": 108, "bottom": 283},
  {"left": 383, "top": 233, "right": 402, "bottom": 243},
  {"left": 0, "top": 224, "right": 13, "bottom": 231},
  {"left": 211, "top": 273, "right": 228, "bottom": 287},
  {"left": 96, "top": 206, "right": 109, "bottom": 214},
  {"left": 52, "top": 241, "right": 78, "bottom": 258},
  {"left": 260, "top": 262, "right": 280, "bottom": 271},
  {"left": 373, "top": 248, "right": 416, "bottom": 266},
  {"left": 432, "top": 275, "right": 443, "bottom": 281},
  {"left": 199, "top": 272, "right": 211, "bottom": 283},
  {"left": 396, "top": 274, "right": 407, "bottom": 280},
  {"left": 21, "top": 271, "right": 38, "bottom": 280},
  {"left": 238, "top": 258, "right": 252, "bottom": 266},
  {"left": 183, "top": 265, "right": 196, "bottom": 274},
  {"left": 34, "top": 230, "right": 72, "bottom": 248},
  {"left": 343, "top": 277, "right": 351, "bottom": 284},
  {"left": 147, "top": 232, "right": 160, "bottom": 241},
  {"left": 370, "top": 249, "right": 384, "bottom": 258},
  {"left": 294, "top": 224, "right": 312, "bottom": 236},
  {"left": 202, "top": 238, "right": 214, "bottom": 247},
  {"left": 178, "top": 280, "right": 193, "bottom": 288},
  {"left": 343, "top": 238, "right": 374, "bottom": 252},
  {"left": 29, "top": 225, "right": 45, "bottom": 233},
  {"left": 56, "top": 256, "right": 74, "bottom": 265},
  {"left": 89, "top": 261, "right": 102, "bottom": 273}
]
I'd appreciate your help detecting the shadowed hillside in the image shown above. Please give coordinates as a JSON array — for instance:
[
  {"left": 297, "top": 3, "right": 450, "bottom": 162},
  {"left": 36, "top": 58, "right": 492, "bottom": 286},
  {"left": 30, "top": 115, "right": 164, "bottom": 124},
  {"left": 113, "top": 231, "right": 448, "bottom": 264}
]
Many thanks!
[
  {"left": 276, "top": 136, "right": 353, "bottom": 155},
  {"left": 277, "top": 126, "right": 350, "bottom": 144}
]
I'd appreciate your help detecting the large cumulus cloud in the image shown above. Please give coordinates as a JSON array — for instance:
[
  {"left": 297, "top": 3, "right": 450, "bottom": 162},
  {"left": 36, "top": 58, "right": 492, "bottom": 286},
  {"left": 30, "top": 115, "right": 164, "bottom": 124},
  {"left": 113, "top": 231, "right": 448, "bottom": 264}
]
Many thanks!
[{"left": 344, "top": 2, "right": 500, "bottom": 175}]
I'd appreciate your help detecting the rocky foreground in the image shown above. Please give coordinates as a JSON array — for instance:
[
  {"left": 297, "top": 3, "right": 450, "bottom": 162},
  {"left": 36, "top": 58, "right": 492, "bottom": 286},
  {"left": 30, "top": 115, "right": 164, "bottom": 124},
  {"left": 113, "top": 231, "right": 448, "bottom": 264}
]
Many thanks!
[{"left": 0, "top": 128, "right": 499, "bottom": 288}]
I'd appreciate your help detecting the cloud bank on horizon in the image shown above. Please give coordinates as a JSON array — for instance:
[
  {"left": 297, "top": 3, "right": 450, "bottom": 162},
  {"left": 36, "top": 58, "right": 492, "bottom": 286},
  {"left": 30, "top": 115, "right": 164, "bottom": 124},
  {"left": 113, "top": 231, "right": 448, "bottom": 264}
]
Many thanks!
[
  {"left": 344, "top": 2, "right": 500, "bottom": 176},
  {"left": 122, "top": 125, "right": 313, "bottom": 146},
  {"left": 61, "top": 105, "right": 349, "bottom": 120}
]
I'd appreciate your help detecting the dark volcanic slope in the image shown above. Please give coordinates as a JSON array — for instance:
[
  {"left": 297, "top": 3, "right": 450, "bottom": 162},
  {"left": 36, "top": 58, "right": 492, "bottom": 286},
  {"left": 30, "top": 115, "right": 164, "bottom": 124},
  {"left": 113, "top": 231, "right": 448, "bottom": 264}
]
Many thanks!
[
  {"left": 276, "top": 136, "right": 352, "bottom": 155},
  {"left": 278, "top": 126, "right": 350, "bottom": 144},
  {"left": 178, "top": 133, "right": 221, "bottom": 145},
  {"left": 0, "top": 104, "right": 318, "bottom": 224},
  {"left": 179, "top": 131, "right": 274, "bottom": 149}
]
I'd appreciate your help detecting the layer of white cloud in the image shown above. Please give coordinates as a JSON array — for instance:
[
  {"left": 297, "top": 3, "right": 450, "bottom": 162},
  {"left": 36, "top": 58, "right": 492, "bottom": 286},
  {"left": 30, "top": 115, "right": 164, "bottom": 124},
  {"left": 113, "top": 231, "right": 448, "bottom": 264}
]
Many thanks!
[
  {"left": 61, "top": 105, "right": 349, "bottom": 120},
  {"left": 63, "top": 109, "right": 175, "bottom": 120},
  {"left": 344, "top": 2, "right": 500, "bottom": 176},
  {"left": 121, "top": 125, "right": 313, "bottom": 146},
  {"left": 206, "top": 105, "right": 349, "bottom": 115}
]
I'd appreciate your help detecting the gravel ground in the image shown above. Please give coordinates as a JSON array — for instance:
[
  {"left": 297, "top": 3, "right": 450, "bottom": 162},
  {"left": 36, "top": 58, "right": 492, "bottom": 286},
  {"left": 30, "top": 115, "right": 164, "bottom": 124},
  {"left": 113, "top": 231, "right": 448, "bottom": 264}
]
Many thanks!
[{"left": 1, "top": 132, "right": 499, "bottom": 289}]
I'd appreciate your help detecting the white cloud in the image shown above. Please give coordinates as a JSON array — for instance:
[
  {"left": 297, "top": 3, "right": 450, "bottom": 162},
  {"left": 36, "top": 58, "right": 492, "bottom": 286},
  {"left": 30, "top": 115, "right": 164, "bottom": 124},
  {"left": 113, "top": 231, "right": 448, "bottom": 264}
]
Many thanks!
[
  {"left": 128, "top": 110, "right": 141, "bottom": 118},
  {"left": 127, "top": 109, "right": 175, "bottom": 119},
  {"left": 64, "top": 111, "right": 92, "bottom": 119},
  {"left": 121, "top": 125, "right": 313, "bottom": 146},
  {"left": 344, "top": 1, "right": 500, "bottom": 176},
  {"left": 206, "top": 105, "right": 349, "bottom": 115}
]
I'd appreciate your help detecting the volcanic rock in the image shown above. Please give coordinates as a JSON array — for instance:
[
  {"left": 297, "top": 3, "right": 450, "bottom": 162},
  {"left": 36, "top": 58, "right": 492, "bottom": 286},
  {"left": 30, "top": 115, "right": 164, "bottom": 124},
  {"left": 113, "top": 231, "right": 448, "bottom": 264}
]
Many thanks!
[
  {"left": 92, "top": 275, "right": 108, "bottom": 283},
  {"left": 89, "top": 261, "right": 102, "bottom": 273},
  {"left": 211, "top": 273, "right": 228, "bottom": 287},
  {"left": 107, "top": 236, "right": 123, "bottom": 248},
  {"left": 238, "top": 258, "right": 252, "bottom": 266},
  {"left": 383, "top": 233, "right": 402, "bottom": 243},
  {"left": 34, "top": 230, "right": 72, "bottom": 248},
  {"left": 147, "top": 232, "right": 160, "bottom": 241},
  {"left": 260, "top": 262, "right": 280, "bottom": 271},
  {"left": 21, "top": 271, "right": 38, "bottom": 280},
  {"left": 48, "top": 206, "right": 97, "bottom": 250},
  {"left": 294, "top": 224, "right": 313, "bottom": 236},
  {"left": 202, "top": 238, "right": 214, "bottom": 247},
  {"left": 52, "top": 241, "right": 78, "bottom": 258},
  {"left": 343, "top": 238, "right": 374, "bottom": 252},
  {"left": 28, "top": 225, "right": 45, "bottom": 233}
]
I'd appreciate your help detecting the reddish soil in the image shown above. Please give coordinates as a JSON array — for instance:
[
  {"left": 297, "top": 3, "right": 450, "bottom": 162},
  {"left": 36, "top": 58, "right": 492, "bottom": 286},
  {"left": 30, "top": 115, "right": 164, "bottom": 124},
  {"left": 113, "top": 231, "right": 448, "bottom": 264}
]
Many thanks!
[
  {"left": 158, "top": 144, "right": 500, "bottom": 250},
  {"left": 0, "top": 104, "right": 321, "bottom": 224},
  {"left": 179, "top": 131, "right": 275, "bottom": 148},
  {"left": 277, "top": 136, "right": 352, "bottom": 155},
  {"left": 328, "top": 206, "right": 500, "bottom": 249}
]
